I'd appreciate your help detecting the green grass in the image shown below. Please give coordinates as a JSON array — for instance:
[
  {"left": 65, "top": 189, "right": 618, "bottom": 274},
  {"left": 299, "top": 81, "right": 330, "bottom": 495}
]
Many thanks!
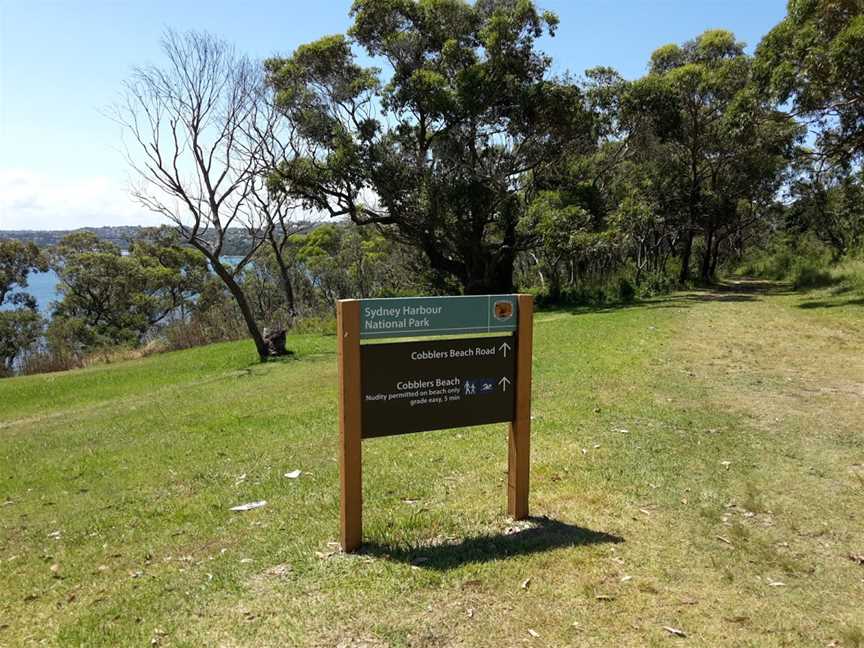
[{"left": 1, "top": 283, "right": 863, "bottom": 646}]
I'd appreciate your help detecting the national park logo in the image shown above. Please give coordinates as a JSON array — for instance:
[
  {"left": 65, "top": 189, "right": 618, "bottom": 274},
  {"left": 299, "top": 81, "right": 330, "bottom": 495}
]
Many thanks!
[{"left": 493, "top": 300, "right": 513, "bottom": 321}]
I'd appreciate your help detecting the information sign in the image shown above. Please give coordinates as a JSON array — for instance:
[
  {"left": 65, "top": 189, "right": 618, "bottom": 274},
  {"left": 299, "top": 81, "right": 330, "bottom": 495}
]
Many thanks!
[
  {"left": 361, "top": 335, "right": 516, "bottom": 437},
  {"left": 336, "top": 293, "right": 533, "bottom": 552}
]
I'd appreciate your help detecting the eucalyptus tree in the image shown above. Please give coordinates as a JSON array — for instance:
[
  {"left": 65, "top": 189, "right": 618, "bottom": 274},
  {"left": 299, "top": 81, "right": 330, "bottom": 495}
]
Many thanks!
[
  {"left": 0, "top": 240, "right": 46, "bottom": 307},
  {"left": 756, "top": 0, "right": 864, "bottom": 165},
  {"left": 628, "top": 30, "right": 799, "bottom": 282},
  {"left": 48, "top": 231, "right": 207, "bottom": 353},
  {"left": 240, "top": 82, "right": 309, "bottom": 320},
  {"left": 0, "top": 240, "right": 47, "bottom": 375},
  {"left": 117, "top": 30, "right": 293, "bottom": 360},
  {"left": 265, "top": 0, "right": 594, "bottom": 293},
  {"left": 788, "top": 165, "right": 864, "bottom": 259}
]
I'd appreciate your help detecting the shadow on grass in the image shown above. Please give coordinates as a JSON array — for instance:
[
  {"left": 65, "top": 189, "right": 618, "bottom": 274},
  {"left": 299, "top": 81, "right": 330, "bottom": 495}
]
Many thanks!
[
  {"left": 361, "top": 516, "right": 623, "bottom": 570},
  {"left": 713, "top": 278, "right": 796, "bottom": 294},
  {"left": 534, "top": 278, "right": 801, "bottom": 318},
  {"left": 798, "top": 297, "right": 864, "bottom": 309},
  {"left": 672, "top": 279, "right": 798, "bottom": 302},
  {"left": 240, "top": 347, "right": 339, "bottom": 370},
  {"left": 676, "top": 292, "right": 760, "bottom": 302}
]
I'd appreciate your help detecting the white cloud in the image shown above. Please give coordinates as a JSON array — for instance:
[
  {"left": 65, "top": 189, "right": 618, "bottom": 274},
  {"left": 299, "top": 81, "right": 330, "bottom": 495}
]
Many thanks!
[{"left": 0, "top": 168, "right": 164, "bottom": 230}]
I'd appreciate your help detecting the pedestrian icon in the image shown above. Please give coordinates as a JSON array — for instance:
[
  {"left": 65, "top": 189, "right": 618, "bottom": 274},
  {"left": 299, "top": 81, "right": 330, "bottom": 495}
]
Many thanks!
[{"left": 462, "top": 378, "right": 496, "bottom": 396}]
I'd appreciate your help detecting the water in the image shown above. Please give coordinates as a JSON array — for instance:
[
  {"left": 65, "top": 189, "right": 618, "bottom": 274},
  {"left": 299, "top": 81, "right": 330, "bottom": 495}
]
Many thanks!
[{"left": 2, "top": 269, "right": 60, "bottom": 315}]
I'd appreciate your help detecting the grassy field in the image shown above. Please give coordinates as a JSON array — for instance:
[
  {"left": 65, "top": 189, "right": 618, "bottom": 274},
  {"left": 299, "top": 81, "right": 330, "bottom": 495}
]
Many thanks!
[{"left": 1, "top": 280, "right": 863, "bottom": 647}]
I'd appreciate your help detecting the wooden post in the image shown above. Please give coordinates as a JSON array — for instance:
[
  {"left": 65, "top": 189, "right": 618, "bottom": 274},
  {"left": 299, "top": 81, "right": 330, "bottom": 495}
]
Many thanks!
[
  {"left": 508, "top": 294, "right": 533, "bottom": 519},
  {"left": 337, "top": 300, "right": 363, "bottom": 552}
]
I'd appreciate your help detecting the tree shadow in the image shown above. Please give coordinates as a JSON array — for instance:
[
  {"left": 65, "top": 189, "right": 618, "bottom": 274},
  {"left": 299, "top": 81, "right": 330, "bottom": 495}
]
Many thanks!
[
  {"left": 798, "top": 297, "right": 864, "bottom": 309},
  {"left": 536, "top": 299, "right": 695, "bottom": 316},
  {"left": 534, "top": 278, "right": 806, "bottom": 317},
  {"left": 674, "top": 279, "right": 800, "bottom": 301},
  {"left": 712, "top": 278, "right": 796, "bottom": 294},
  {"left": 673, "top": 292, "right": 760, "bottom": 303},
  {"left": 360, "top": 516, "right": 623, "bottom": 570}
]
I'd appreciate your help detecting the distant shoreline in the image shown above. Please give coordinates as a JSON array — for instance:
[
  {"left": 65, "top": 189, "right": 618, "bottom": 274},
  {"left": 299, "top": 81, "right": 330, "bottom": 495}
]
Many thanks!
[
  {"left": 1, "top": 226, "right": 148, "bottom": 250},
  {"left": 0, "top": 226, "right": 254, "bottom": 252},
  {"left": 1, "top": 222, "right": 319, "bottom": 253}
]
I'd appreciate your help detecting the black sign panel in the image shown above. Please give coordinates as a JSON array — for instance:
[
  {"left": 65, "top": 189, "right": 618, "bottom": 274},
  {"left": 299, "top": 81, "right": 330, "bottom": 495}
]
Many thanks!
[{"left": 361, "top": 335, "right": 516, "bottom": 438}]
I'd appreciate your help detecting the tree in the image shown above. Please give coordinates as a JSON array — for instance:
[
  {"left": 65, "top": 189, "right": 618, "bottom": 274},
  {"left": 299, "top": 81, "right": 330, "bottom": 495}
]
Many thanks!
[
  {"left": 625, "top": 30, "right": 799, "bottom": 282},
  {"left": 266, "top": 0, "right": 594, "bottom": 293},
  {"left": 0, "top": 240, "right": 47, "bottom": 306},
  {"left": 241, "top": 79, "right": 311, "bottom": 320},
  {"left": 49, "top": 231, "right": 206, "bottom": 352},
  {"left": 756, "top": 0, "right": 864, "bottom": 165},
  {"left": 519, "top": 190, "right": 590, "bottom": 300},
  {"left": 116, "top": 30, "right": 288, "bottom": 360},
  {"left": 128, "top": 228, "right": 211, "bottom": 322},
  {"left": 511, "top": 67, "right": 673, "bottom": 298},
  {"left": 788, "top": 166, "right": 864, "bottom": 258},
  {"left": 293, "top": 222, "right": 416, "bottom": 308},
  {"left": 0, "top": 239, "right": 47, "bottom": 375},
  {"left": 0, "top": 309, "right": 42, "bottom": 375}
]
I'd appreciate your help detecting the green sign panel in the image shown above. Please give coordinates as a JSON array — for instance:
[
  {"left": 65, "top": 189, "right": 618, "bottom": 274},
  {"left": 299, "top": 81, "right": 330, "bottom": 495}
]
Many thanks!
[{"left": 359, "top": 294, "right": 518, "bottom": 339}]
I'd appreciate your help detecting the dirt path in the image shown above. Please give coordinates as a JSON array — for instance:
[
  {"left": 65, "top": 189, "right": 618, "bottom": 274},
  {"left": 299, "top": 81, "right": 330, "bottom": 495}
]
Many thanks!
[
  {"left": 657, "top": 279, "right": 864, "bottom": 645},
  {"left": 674, "top": 278, "right": 863, "bottom": 435}
]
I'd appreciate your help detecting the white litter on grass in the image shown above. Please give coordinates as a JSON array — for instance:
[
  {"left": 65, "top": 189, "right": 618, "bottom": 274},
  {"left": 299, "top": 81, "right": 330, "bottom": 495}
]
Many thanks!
[
  {"left": 284, "top": 470, "right": 302, "bottom": 479},
  {"left": 230, "top": 500, "right": 267, "bottom": 512}
]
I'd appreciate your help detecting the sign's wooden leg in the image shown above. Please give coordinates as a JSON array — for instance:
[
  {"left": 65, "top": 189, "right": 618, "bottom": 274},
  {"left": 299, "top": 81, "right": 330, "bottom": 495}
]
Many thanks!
[
  {"left": 337, "top": 300, "right": 363, "bottom": 552},
  {"left": 508, "top": 295, "right": 533, "bottom": 520}
]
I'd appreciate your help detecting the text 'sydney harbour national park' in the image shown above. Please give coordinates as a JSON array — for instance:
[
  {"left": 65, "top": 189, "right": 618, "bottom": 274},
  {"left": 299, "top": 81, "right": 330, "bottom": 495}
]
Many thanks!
[{"left": 1, "top": 0, "right": 863, "bottom": 646}]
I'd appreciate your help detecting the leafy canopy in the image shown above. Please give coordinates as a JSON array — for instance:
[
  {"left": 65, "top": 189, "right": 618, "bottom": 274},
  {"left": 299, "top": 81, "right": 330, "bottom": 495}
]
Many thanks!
[
  {"left": 50, "top": 230, "right": 207, "bottom": 350},
  {"left": 0, "top": 239, "right": 47, "bottom": 307},
  {"left": 0, "top": 239, "right": 47, "bottom": 373},
  {"left": 266, "top": 0, "right": 594, "bottom": 292},
  {"left": 755, "top": 0, "right": 864, "bottom": 163}
]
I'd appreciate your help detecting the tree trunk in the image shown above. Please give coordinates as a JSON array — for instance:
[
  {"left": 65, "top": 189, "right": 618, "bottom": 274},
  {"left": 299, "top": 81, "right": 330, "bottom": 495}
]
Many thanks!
[
  {"left": 461, "top": 245, "right": 515, "bottom": 294},
  {"left": 528, "top": 252, "right": 545, "bottom": 290},
  {"left": 211, "top": 260, "right": 269, "bottom": 361},
  {"left": 548, "top": 267, "right": 561, "bottom": 303},
  {"left": 709, "top": 235, "right": 722, "bottom": 277},
  {"left": 418, "top": 227, "right": 516, "bottom": 295},
  {"left": 464, "top": 268, "right": 514, "bottom": 294},
  {"left": 267, "top": 233, "right": 296, "bottom": 319},
  {"left": 700, "top": 228, "right": 714, "bottom": 283},
  {"left": 679, "top": 230, "right": 694, "bottom": 284}
]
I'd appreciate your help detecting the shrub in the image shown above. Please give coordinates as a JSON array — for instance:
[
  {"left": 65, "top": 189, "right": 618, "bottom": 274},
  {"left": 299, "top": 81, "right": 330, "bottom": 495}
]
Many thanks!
[
  {"left": 161, "top": 316, "right": 246, "bottom": 352},
  {"left": 614, "top": 277, "right": 636, "bottom": 303},
  {"left": 19, "top": 349, "right": 82, "bottom": 376},
  {"left": 638, "top": 272, "right": 677, "bottom": 297},
  {"left": 533, "top": 273, "right": 645, "bottom": 307},
  {"left": 735, "top": 234, "right": 834, "bottom": 281},
  {"left": 791, "top": 263, "right": 836, "bottom": 289}
]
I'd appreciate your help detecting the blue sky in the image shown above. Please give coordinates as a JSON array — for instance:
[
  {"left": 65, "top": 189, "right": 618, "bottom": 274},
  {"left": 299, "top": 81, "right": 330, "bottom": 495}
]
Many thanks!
[{"left": 0, "top": 0, "right": 787, "bottom": 230}]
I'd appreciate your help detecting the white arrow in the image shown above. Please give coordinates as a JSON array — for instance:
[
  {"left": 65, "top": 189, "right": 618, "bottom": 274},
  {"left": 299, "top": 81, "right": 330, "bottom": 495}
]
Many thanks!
[
  {"left": 498, "top": 342, "right": 511, "bottom": 357},
  {"left": 499, "top": 377, "right": 511, "bottom": 392}
]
